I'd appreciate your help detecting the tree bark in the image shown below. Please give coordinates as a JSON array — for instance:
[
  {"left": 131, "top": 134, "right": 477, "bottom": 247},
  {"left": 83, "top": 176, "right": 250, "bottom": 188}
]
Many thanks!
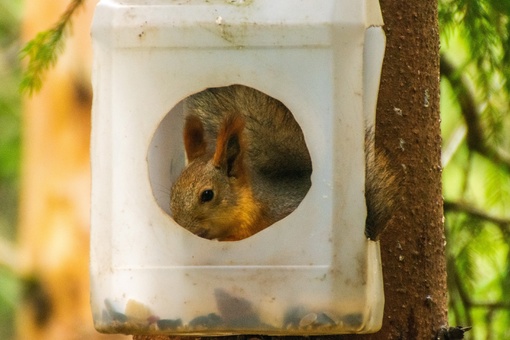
[
  {"left": 347, "top": 0, "right": 447, "bottom": 337},
  {"left": 134, "top": 0, "right": 447, "bottom": 339}
]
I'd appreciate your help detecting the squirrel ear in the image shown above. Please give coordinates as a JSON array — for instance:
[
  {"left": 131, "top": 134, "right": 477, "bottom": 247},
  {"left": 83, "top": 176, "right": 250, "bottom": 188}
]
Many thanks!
[
  {"left": 213, "top": 114, "right": 246, "bottom": 177},
  {"left": 183, "top": 115, "right": 207, "bottom": 161}
]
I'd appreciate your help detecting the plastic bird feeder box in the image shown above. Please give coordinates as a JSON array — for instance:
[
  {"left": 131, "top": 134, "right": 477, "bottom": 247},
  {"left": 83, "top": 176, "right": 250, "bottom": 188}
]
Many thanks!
[{"left": 90, "top": 0, "right": 386, "bottom": 335}]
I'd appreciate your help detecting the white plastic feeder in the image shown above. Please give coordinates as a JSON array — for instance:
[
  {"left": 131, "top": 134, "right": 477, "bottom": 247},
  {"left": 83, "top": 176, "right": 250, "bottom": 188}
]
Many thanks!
[{"left": 90, "top": 0, "right": 386, "bottom": 335}]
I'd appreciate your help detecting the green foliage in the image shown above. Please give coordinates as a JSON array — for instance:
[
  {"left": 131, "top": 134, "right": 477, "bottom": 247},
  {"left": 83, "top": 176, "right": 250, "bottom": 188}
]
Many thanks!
[
  {"left": 440, "top": 0, "right": 510, "bottom": 338},
  {"left": 0, "top": 2, "right": 23, "bottom": 339},
  {"left": 19, "top": 0, "right": 86, "bottom": 95},
  {"left": 0, "top": 0, "right": 22, "bottom": 234},
  {"left": 19, "top": 25, "right": 67, "bottom": 94},
  {"left": 440, "top": 0, "right": 510, "bottom": 146},
  {"left": 0, "top": 3, "right": 21, "bottom": 46},
  {"left": 0, "top": 266, "right": 20, "bottom": 340}
]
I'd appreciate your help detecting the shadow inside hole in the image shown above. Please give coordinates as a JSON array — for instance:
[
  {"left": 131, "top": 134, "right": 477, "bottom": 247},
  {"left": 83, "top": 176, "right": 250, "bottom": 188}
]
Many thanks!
[
  {"left": 147, "top": 101, "right": 185, "bottom": 217},
  {"left": 148, "top": 85, "right": 312, "bottom": 241}
]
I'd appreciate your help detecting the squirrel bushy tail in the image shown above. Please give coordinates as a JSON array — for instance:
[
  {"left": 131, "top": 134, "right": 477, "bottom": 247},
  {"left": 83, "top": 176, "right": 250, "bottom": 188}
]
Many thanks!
[{"left": 364, "top": 129, "right": 400, "bottom": 240}]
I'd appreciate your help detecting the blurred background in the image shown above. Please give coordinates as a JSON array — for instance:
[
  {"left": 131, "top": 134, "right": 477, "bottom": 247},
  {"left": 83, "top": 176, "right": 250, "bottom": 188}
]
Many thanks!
[{"left": 0, "top": 0, "right": 509, "bottom": 339}]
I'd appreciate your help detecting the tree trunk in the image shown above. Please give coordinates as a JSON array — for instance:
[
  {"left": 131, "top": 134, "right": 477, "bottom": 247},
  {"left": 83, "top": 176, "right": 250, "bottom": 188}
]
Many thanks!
[
  {"left": 18, "top": 0, "right": 128, "bottom": 339},
  {"left": 134, "top": 0, "right": 447, "bottom": 339},
  {"left": 345, "top": 0, "right": 447, "bottom": 337}
]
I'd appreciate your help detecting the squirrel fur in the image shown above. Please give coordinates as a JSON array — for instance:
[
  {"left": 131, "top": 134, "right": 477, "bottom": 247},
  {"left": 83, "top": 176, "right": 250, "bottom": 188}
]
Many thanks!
[
  {"left": 170, "top": 85, "right": 312, "bottom": 241},
  {"left": 170, "top": 85, "right": 397, "bottom": 241},
  {"left": 364, "top": 128, "right": 399, "bottom": 240}
]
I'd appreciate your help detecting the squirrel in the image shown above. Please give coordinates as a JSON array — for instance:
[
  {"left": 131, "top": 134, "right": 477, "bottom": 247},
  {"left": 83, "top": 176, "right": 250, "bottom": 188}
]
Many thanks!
[
  {"left": 170, "top": 85, "right": 312, "bottom": 241},
  {"left": 170, "top": 84, "right": 398, "bottom": 241}
]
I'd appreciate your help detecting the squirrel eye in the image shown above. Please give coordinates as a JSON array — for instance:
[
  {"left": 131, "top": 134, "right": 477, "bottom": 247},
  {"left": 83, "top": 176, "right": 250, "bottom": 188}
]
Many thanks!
[{"left": 200, "top": 189, "right": 214, "bottom": 203}]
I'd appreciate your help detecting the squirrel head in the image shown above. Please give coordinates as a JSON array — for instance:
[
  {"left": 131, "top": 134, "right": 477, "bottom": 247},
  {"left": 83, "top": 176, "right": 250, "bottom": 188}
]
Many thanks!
[{"left": 170, "top": 114, "right": 263, "bottom": 241}]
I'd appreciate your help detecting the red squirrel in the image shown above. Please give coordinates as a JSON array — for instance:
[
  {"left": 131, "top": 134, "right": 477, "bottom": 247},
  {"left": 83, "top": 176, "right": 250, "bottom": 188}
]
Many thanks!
[{"left": 170, "top": 85, "right": 397, "bottom": 241}]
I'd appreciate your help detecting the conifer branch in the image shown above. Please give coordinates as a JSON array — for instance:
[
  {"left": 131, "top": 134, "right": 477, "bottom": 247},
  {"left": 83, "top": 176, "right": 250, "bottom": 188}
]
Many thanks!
[
  {"left": 444, "top": 200, "right": 510, "bottom": 231},
  {"left": 19, "top": 0, "right": 86, "bottom": 95},
  {"left": 440, "top": 54, "right": 510, "bottom": 173}
]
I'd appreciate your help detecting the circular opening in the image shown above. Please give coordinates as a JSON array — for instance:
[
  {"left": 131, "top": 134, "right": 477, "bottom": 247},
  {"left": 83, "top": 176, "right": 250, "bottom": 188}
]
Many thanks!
[{"left": 148, "top": 84, "right": 312, "bottom": 241}]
